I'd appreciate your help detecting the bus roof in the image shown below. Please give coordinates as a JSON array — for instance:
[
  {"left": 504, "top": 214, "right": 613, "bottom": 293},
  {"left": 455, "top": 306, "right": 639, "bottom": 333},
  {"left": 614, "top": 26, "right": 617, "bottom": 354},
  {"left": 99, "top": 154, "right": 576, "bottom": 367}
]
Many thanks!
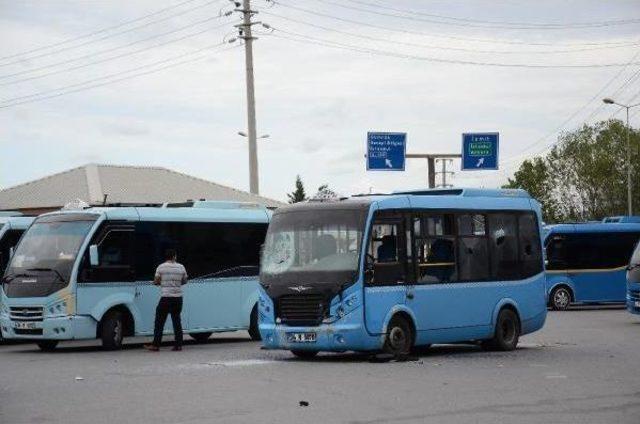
[
  {"left": 0, "top": 216, "right": 34, "bottom": 230},
  {"left": 545, "top": 221, "right": 640, "bottom": 235},
  {"left": 275, "top": 188, "right": 538, "bottom": 214},
  {"left": 36, "top": 202, "right": 271, "bottom": 224}
]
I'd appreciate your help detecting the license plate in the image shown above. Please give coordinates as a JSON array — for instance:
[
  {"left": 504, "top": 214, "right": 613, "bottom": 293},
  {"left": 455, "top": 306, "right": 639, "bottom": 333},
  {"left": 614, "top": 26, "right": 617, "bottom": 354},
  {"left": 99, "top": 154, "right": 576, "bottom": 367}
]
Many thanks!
[
  {"left": 635, "top": 301, "right": 640, "bottom": 308},
  {"left": 288, "top": 332, "right": 316, "bottom": 343},
  {"left": 14, "top": 321, "right": 37, "bottom": 330}
]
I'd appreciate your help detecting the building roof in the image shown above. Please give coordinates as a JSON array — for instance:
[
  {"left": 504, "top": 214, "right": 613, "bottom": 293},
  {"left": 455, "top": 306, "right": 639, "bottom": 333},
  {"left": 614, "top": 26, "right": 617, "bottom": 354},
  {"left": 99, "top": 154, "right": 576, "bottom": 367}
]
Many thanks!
[{"left": 0, "top": 164, "right": 284, "bottom": 210}]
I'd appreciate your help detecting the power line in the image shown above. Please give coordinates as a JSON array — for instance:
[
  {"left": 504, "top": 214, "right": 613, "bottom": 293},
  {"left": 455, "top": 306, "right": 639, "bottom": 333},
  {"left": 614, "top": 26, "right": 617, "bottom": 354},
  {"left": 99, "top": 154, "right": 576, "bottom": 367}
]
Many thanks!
[
  {"left": 0, "top": 0, "right": 203, "bottom": 62},
  {"left": 0, "top": 18, "right": 232, "bottom": 86},
  {"left": 261, "top": 10, "right": 640, "bottom": 55},
  {"left": 341, "top": 0, "right": 640, "bottom": 29},
  {"left": 272, "top": 0, "right": 640, "bottom": 47},
  {"left": 0, "top": 41, "right": 231, "bottom": 108},
  {"left": 269, "top": 28, "right": 640, "bottom": 68},
  {"left": 0, "top": 0, "right": 225, "bottom": 68},
  {"left": 0, "top": 45, "right": 239, "bottom": 110}
]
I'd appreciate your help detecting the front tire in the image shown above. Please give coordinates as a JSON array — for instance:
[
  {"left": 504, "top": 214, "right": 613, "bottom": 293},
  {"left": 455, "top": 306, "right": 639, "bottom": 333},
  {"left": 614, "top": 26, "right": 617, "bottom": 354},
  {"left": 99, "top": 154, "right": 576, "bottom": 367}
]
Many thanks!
[
  {"left": 37, "top": 340, "right": 59, "bottom": 351},
  {"left": 291, "top": 350, "right": 318, "bottom": 359},
  {"left": 483, "top": 309, "right": 520, "bottom": 351},
  {"left": 100, "top": 310, "right": 124, "bottom": 351},
  {"left": 383, "top": 315, "right": 414, "bottom": 357},
  {"left": 550, "top": 286, "right": 572, "bottom": 311},
  {"left": 248, "top": 305, "right": 261, "bottom": 341}
]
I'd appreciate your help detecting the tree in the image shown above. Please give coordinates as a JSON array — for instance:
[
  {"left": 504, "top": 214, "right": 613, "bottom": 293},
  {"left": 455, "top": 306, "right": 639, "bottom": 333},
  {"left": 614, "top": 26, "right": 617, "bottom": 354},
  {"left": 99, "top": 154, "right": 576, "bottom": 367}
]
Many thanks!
[
  {"left": 503, "top": 119, "right": 640, "bottom": 223},
  {"left": 316, "top": 183, "right": 337, "bottom": 200},
  {"left": 287, "top": 175, "right": 307, "bottom": 204}
]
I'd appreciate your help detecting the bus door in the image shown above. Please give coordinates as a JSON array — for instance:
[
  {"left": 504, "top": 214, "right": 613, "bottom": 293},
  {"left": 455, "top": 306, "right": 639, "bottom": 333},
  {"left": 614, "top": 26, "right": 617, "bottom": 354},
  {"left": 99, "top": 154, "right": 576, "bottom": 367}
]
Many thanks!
[
  {"left": 364, "top": 212, "right": 409, "bottom": 334},
  {"left": 545, "top": 234, "right": 569, "bottom": 294},
  {"left": 408, "top": 213, "right": 493, "bottom": 332}
]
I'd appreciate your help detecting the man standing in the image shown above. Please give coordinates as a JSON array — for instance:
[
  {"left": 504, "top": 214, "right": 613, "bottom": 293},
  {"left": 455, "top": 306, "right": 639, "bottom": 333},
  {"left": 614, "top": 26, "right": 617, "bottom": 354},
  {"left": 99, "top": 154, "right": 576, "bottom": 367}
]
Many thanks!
[{"left": 144, "top": 249, "right": 188, "bottom": 352}]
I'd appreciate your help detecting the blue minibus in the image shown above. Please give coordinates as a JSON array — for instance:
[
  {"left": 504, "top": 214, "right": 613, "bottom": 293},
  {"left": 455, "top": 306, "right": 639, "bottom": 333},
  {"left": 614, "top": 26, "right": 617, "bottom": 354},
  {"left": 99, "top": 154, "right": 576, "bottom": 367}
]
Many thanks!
[
  {"left": 544, "top": 221, "right": 640, "bottom": 310},
  {"left": 258, "top": 188, "right": 547, "bottom": 357},
  {"left": 0, "top": 201, "right": 269, "bottom": 350},
  {"left": 626, "top": 241, "right": 640, "bottom": 315}
]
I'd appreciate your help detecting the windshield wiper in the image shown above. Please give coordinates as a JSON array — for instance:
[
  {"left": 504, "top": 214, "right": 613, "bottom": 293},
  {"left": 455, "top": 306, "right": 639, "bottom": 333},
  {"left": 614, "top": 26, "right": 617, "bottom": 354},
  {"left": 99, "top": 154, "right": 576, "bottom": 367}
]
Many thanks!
[
  {"left": 2, "top": 273, "right": 31, "bottom": 284},
  {"left": 26, "top": 268, "right": 66, "bottom": 283}
]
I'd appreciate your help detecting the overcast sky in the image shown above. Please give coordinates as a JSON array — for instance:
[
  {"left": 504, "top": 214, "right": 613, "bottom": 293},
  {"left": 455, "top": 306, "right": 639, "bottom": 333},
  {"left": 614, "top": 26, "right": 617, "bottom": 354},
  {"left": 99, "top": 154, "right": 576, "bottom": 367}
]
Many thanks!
[{"left": 1, "top": 0, "right": 639, "bottom": 202}]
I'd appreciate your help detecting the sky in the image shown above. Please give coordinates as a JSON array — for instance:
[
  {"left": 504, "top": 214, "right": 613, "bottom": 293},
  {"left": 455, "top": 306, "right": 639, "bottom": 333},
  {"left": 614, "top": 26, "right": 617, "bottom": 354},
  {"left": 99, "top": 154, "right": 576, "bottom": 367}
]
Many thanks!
[{"left": 0, "top": 0, "right": 639, "bottom": 202}]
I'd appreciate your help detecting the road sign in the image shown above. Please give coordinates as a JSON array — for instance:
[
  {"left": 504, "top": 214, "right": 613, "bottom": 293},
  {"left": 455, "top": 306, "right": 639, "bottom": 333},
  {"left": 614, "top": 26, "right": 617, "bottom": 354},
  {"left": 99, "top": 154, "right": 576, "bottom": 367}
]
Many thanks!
[
  {"left": 461, "top": 132, "right": 499, "bottom": 170},
  {"left": 366, "top": 132, "right": 406, "bottom": 171}
]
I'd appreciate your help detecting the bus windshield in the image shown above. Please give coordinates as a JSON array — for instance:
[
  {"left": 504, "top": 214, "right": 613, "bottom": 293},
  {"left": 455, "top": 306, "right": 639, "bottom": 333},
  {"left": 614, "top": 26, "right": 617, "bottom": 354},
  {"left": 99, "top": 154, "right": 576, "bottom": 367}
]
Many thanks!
[
  {"left": 261, "top": 208, "right": 366, "bottom": 286},
  {"left": 4, "top": 215, "right": 96, "bottom": 284}
]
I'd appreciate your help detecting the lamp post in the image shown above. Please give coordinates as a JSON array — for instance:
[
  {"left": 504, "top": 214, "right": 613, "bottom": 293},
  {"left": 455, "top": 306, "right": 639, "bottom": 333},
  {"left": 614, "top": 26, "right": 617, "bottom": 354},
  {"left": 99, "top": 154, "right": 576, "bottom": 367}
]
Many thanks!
[{"left": 603, "top": 98, "right": 640, "bottom": 216}]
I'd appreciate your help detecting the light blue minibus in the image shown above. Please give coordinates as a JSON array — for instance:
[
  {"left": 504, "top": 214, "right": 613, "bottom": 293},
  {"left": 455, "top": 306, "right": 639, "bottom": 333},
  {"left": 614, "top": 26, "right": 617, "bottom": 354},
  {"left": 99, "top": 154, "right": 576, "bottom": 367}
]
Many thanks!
[
  {"left": 544, "top": 221, "right": 640, "bottom": 310},
  {"left": 0, "top": 201, "right": 269, "bottom": 350},
  {"left": 258, "top": 189, "right": 547, "bottom": 358}
]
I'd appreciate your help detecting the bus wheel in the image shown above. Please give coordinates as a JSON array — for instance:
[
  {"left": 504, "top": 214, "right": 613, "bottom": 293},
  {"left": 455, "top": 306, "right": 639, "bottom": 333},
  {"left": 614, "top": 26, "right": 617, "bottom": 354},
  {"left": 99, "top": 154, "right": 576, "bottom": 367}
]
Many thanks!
[
  {"left": 248, "top": 305, "right": 261, "bottom": 341},
  {"left": 483, "top": 309, "right": 520, "bottom": 351},
  {"left": 190, "top": 332, "right": 212, "bottom": 342},
  {"left": 37, "top": 340, "right": 59, "bottom": 351},
  {"left": 101, "top": 310, "right": 124, "bottom": 350},
  {"left": 550, "top": 286, "right": 572, "bottom": 311},
  {"left": 383, "top": 315, "right": 414, "bottom": 357},
  {"left": 291, "top": 350, "right": 318, "bottom": 359}
]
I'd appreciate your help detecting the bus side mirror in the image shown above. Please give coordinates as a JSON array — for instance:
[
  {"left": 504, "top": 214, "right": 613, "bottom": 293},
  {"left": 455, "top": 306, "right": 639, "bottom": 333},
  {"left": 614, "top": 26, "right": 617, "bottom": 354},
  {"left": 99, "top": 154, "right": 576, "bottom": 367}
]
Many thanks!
[{"left": 89, "top": 245, "right": 99, "bottom": 266}]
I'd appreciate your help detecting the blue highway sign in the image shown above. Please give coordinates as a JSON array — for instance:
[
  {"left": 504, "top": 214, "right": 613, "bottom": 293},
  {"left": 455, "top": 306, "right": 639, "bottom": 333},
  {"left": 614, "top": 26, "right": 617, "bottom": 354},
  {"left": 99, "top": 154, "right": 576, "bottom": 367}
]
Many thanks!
[
  {"left": 366, "top": 132, "right": 407, "bottom": 171},
  {"left": 461, "top": 132, "right": 499, "bottom": 170}
]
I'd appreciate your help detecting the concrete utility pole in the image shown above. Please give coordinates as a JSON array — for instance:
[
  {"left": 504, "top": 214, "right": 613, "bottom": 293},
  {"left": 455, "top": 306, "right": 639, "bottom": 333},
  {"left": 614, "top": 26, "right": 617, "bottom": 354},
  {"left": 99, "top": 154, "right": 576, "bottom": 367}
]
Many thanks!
[
  {"left": 238, "top": 0, "right": 259, "bottom": 195},
  {"left": 603, "top": 98, "right": 640, "bottom": 216},
  {"left": 406, "top": 153, "right": 461, "bottom": 188}
]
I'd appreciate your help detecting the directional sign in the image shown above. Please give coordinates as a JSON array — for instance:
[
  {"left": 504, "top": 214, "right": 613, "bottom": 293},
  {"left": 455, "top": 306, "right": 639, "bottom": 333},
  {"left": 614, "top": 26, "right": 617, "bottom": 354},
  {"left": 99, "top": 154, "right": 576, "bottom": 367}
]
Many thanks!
[
  {"left": 461, "top": 132, "right": 499, "bottom": 170},
  {"left": 366, "top": 132, "right": 406, "bottom": 171}
]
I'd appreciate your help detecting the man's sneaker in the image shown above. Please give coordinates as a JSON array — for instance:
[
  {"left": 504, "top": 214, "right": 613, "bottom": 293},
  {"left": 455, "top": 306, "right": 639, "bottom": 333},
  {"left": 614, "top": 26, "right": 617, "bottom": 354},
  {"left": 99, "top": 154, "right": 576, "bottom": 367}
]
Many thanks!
[
  {"left": 144, "top": 344, "right": 159, "bottom": 352},
  {"left": 172, "top": 346, "right": 182, "bottom": 351}
]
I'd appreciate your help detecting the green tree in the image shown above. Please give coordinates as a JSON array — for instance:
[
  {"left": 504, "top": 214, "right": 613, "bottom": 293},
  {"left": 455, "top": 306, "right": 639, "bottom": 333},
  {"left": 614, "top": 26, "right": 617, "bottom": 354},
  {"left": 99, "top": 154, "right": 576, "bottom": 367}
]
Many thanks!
[
  {"left": 316, "top": 183, "right": 337, "bottom": 199},
  {"left": 504, "top": 119, "right": 640, "bottom": 223},
  {"left": 287, "top": 175, "right": 307, "bottom": 204}
]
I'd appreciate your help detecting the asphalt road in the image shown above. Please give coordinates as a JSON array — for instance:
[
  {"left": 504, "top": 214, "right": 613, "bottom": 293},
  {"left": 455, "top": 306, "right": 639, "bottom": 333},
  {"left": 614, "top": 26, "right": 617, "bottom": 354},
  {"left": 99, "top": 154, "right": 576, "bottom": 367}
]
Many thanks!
[{"left": 1, "top": 307, "right": 639, "bottom": 424}]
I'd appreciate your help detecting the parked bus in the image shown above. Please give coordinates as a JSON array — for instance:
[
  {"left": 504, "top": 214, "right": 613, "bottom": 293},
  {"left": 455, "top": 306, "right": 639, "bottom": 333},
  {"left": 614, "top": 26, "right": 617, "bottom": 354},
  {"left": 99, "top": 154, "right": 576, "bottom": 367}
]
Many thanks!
[
  {"left": 258, "top": 188, "right": 547, "bottom": 358},
  {"left": 0, "top": 201, "right": 269, "bottom": 351},
  {"left": 0, "top": 216, "right": 34, "bottom": 275},
  {"left": 545, "top": 220, "right": 640, "bottom": 310},
  {"left": 626, "top": 241, "right": 640, "bottom": 315}
]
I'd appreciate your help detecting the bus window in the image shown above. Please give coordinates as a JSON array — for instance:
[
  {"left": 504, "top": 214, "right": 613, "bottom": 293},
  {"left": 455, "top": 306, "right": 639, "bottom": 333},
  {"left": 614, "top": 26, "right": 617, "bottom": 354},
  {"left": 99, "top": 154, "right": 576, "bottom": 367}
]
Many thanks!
[
  {"left": 488, "top": 213, "right": 519, "bottom": 280},
  {"left": 368, "top": 216, "right": 406, "bottom": 285},
  {"left": 519, "top": 214, "right": 543, "bottom": 277},
  {"left": 82, "top": 228, "right": 135, "bottom": 283},
  {"left": 414, "top": 214, "right": 456, "bottom": 283},
  {"left": 546, "top": 235, "right": 567, "bottom": 270},
  {"left": 565, "top": 233, "right": 640, "bottom": 270},
  {"left": 457, "top": 214, "right": 489, "bottom": 281}
]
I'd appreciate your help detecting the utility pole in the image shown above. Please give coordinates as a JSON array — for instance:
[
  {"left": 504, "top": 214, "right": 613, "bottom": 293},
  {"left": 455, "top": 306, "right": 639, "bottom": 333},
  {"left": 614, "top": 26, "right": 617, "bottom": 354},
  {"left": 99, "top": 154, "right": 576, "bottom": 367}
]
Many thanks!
[
  {"left": 436, "top": 159, "right": 455, "bottom": 188},
  {"left": 237, "top": 0, "right": 260, "bottom": 195},
  {"left": 406, "top": 153, "right": 461, "bottom": 188}
]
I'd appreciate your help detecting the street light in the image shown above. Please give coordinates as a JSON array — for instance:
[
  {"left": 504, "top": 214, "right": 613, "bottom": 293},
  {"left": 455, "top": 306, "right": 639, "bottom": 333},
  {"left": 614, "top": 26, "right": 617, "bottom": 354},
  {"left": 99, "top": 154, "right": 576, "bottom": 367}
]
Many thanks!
[
  {"left": 238, "top": 131, "right": 269, "bottom": 139},
  {"left": 602, "top": 97, "right": 640, "bottom": 216}
]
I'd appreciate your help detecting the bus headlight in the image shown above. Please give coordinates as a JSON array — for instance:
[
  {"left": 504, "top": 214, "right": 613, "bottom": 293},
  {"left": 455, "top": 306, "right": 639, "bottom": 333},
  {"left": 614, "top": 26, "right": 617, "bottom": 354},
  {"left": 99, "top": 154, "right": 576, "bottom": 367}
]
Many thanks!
[{"left": 46, "top": 300, "right": 67, "bottom": 316}]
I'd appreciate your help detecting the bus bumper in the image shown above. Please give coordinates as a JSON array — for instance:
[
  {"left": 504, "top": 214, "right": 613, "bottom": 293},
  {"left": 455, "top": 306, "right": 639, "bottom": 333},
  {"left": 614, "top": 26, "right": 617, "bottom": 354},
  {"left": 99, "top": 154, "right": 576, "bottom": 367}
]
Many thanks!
[
  {"left": 260, "top": 317, "right": 380, "bottom": 353},
  {"left": 627, "top": 283, "right": 640, "bottom": 315},
  {"left": 0, "top": 314, "right": 97, "bottom": 340}
]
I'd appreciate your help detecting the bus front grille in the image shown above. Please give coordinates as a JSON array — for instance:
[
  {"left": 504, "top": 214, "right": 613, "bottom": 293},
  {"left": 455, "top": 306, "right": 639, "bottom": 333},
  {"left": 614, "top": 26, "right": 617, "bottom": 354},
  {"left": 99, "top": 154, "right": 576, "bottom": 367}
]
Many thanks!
[
  {"left": 629, "top": 289, "right": 640, "bottom": 301},
  {"left": 278, "top": 294, "right": 326, "bottom": 326},
  {"left": 9, "top": 306, "right": 44, "bottom": 322}
]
